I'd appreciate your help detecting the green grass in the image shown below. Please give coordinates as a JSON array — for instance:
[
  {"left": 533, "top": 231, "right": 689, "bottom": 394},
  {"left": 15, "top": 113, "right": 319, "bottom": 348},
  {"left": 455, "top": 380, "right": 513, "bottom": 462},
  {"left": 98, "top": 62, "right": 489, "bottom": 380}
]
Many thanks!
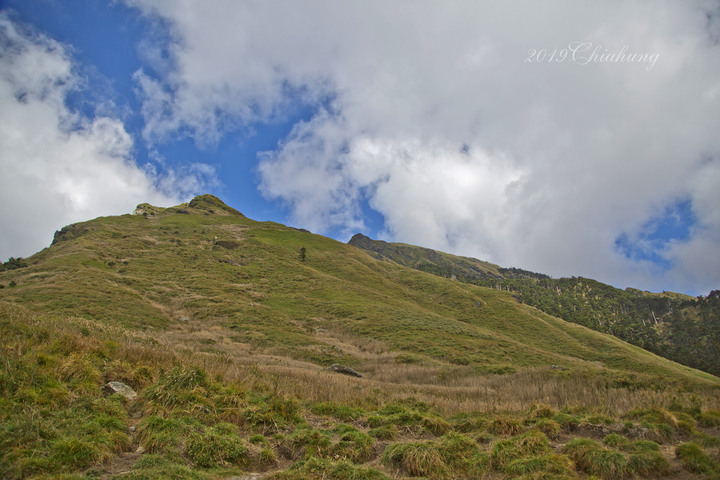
[
  {"left": 382, "top": 432, "right": 490, "bottom": 479},
  {"left": 184, "top": 424, "right": 248, "bottom": 468},
  {"left": 3, "top": 196, "right": 719, "bottom": 394},
  {"left": 1, "top": 303, "right": 719, "bottom": 479},
  {"left": 112, "top": 454, "right": 208, "bottom": 480},
  {"left": 676, "top": 442, "right": 720, "bottom": 476},
  {"left": 269, "top": 456, "right": 389, "bottom": 480}
]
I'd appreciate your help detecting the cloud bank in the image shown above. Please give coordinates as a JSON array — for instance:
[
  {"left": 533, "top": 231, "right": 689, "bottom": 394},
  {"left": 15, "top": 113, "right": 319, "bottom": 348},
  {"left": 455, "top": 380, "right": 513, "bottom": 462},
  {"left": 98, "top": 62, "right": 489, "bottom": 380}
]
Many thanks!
[
  {"left": 126, "top": 1, "right": 720, "bottom": 294},
  {"left": 0, "top": 13, "right": 216, "bottom": 259},
  {"left": 15, "top": 2, "right": 719, "bottom": 294}
]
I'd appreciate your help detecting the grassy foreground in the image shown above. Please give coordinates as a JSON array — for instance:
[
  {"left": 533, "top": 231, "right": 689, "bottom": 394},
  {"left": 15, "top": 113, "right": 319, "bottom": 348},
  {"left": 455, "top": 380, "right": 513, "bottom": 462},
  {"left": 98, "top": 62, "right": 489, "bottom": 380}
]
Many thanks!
[{"left": 2, "top": 302, "right": 720, "bottom": 479}]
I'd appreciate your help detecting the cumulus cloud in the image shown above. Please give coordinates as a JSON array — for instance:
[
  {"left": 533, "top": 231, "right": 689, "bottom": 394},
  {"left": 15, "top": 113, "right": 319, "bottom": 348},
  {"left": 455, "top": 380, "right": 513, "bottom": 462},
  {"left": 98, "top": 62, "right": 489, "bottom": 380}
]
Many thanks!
[
  {"left": 0, "top": 13, "right": 214, "bottom": 260},
  {"left": 127, "top": 1, "right": 720, "bottom": 294}
]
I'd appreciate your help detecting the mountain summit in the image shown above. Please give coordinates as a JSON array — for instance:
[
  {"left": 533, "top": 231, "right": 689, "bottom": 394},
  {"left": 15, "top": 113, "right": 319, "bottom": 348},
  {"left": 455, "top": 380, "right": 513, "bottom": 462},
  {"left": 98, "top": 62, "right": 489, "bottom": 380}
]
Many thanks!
[{"left": 134, "top": 194, "right": 245, "bottom": 217}]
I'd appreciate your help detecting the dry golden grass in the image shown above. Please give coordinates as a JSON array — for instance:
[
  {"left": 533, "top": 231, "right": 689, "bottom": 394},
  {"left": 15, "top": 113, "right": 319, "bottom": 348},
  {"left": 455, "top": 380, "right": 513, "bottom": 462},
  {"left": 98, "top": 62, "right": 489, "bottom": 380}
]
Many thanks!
[
  {"left": 112, "top": 312, "right": 719, "bottom": 417},
  {"left": 4, "top": 298, "right": 714, "bottom": 421}
]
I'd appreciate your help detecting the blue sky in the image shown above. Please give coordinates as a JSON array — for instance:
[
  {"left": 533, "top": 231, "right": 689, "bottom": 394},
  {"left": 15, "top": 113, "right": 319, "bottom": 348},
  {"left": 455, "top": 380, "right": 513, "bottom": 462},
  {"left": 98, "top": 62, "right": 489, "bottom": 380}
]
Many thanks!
[
  {"left": 1, "top": 1, "right": 719, "bottom": 295},
  {"left": 1, "top": 0, "right": 299, "bottom": 223}
]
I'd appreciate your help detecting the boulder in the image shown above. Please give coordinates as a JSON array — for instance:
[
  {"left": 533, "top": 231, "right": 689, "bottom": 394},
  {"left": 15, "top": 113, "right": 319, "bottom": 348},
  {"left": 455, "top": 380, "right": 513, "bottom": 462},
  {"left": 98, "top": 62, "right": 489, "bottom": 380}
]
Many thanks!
[
  {"left": 103, "top": 381, "right": 138, "bottom": 400},
  {"left": 326, "top": 364, "right": 362, "bottom": 378}
]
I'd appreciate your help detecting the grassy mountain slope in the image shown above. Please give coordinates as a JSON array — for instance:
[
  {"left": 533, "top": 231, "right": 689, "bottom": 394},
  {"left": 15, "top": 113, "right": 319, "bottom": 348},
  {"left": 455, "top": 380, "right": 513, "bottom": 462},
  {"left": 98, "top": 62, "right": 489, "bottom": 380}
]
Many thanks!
[
  {"left": 2, "top": 196, "right": 715, "bottom": 385},
  {"left": 2, "top": 195, "right": 720, "bottom": 479},
  {"left": 349, "top": 233, "right": 720, "bottom": 376}
]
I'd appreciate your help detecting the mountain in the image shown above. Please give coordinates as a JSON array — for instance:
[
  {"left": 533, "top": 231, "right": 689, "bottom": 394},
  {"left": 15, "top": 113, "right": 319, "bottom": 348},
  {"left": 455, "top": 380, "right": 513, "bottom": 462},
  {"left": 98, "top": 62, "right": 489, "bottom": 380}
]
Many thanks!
[
  {"left": 1, "top": 195, "right": 719, "bottom": 480},
  {"left": 348, "top": 234, "right": 720, "bottom": 377}
]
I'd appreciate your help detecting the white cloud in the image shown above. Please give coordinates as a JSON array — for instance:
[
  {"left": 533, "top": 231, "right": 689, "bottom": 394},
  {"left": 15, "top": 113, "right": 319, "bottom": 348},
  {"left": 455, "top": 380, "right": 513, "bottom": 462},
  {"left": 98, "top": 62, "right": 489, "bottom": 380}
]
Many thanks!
[
  {"left": 127, "top": 1, "right": 720, "bottom": 294},
  {"left": 0, "top": 13, "right": 215, "bottom": 260}
]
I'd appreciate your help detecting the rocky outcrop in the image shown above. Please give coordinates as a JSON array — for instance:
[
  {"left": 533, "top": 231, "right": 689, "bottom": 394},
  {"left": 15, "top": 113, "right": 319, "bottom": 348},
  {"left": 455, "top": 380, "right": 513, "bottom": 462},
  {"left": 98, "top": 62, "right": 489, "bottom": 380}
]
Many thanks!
[
  {"left": 188, "top": 194, "right": 245, "bottom": 216},
  {"left": 326, "top": 364, "right": 362, "bottom": 377},
  {"left": 52, "top": 223, "right": 89, "bottom": 245},
  {"left": 132, "top": 203, "right": 165, "bottom": 216}
]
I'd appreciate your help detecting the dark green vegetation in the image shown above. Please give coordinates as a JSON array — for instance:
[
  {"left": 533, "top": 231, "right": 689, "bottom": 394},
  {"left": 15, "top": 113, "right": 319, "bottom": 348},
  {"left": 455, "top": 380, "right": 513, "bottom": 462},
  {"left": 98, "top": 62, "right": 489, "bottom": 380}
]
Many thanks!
[
  {"left": 1, "top": 195, "right": 720, "bottom": 479},
  {"left": 349, "top": 233, "right": 720, "bottom": 376},
  {"left": 0, "top": 256, "right": 28, "bottom": 272}
]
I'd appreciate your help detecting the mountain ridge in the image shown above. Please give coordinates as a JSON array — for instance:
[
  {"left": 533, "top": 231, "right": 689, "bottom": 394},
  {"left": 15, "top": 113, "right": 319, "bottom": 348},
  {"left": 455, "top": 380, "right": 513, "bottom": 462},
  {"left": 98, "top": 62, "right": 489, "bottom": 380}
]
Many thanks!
[
  {"left": 0, "top": 194, "right": 715, "bottom": 383},
  {"left": 347, "top": 232, "right": 720, "bottom": 376}
]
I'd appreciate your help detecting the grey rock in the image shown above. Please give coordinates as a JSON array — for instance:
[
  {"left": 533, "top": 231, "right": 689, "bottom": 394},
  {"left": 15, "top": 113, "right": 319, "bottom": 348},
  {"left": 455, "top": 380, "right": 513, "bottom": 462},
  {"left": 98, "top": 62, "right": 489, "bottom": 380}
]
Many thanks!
[
  {"left": 103, "top": 381, "right": 138, "bottom": 400},
  {"left": 326, "top": 364, "right": 362, "bottom": 377}
]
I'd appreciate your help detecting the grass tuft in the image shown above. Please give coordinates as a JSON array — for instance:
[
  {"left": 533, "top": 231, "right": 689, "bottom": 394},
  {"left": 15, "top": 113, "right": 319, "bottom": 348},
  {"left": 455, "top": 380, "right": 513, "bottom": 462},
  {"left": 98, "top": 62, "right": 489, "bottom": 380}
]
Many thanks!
[
  {"left": 675, "top": 442, "right": 719, "bottom": 475},
  {"left": 382, "top": 441, "right": 450, "bottom": 479},
  {"left": 269, "top": 456, "right": 389, "bottom": 480},
  {"left": 562, "top": 438, "right": 628, "bottom": 479},
  {"left": 504, "top": 453, "right": 575, "bottom": 477},
  {"left": 184, "top": 424, "right": 248, "bottom": 468},
  {"left": 491, "top": 430, "right": 552, "bottom": 468}
]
